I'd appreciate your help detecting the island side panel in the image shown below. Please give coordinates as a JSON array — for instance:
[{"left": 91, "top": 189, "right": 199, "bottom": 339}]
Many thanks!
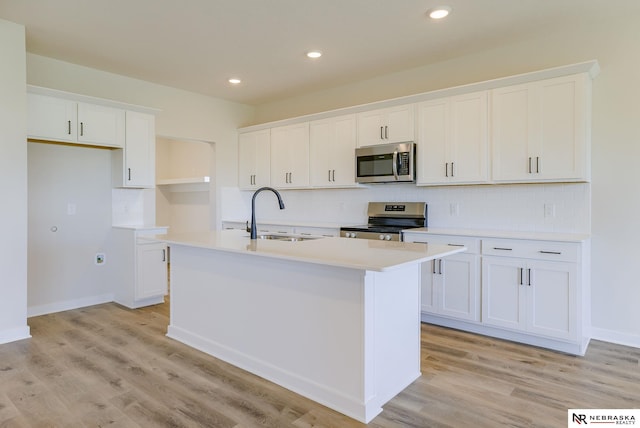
[
  {"left": 364, "top": 266, "right": 422, "bottom": 412},
  {"left": 167, "top": 243, "right": 371, "bottom": 421}
]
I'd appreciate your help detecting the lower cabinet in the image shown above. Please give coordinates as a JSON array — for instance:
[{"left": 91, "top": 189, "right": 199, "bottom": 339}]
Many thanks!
[
  {"left": 482, "top": 256, "right": 577, "bottom": 341},
  {"left": 403, "top": 234, "right": 481, "bottom": 323},
  {"left": 404, "top": 231, "right": 589, "bottom": 355},
  {"left": 111, "top": 227, "right": 168, "bottom": 308}
]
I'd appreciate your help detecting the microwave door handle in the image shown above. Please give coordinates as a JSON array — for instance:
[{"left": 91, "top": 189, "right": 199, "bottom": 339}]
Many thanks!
[{"left": 392, "top": 150, "right": 399, "bottom": 180}]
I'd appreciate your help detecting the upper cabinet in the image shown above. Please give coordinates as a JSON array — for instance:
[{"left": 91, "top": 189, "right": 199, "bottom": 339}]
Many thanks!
[
  {"left": 357, "top": 104, "right": 415, "bottom": 147},
  {"left": 28, "top": 93, "right": 125, "bottom": 148},
  {"left": 491, "top": 74, "right": 590, "bottom": 183},
  {"left": 309, "top": 114, "right": 358, "bottom": 188},
  {"left": 112, "top": 111, "right": 156, "bottom": 188},
  {"left": 270, "top": 122, "right": 310, "bottom": 189},
  {"left": 238, "top": 129, "right": 271, "bottom": 190},
  {"left": 417, "top": 91, "right": 489, "bottom": 185}
]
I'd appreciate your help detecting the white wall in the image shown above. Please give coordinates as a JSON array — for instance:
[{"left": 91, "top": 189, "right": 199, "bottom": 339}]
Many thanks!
[
  {"left": 249, "top": 12, "right": 640, "bottom": 346},
  {"left": 0, "top": 19, "right": 30, "bottom": 343},
  {"left": 27, "top": 143, "right": 114, "bottom": 315}
]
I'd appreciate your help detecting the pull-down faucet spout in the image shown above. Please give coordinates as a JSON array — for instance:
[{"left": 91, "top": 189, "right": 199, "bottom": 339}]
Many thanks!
[{"left": 248, "top": 187, "right": 285, "bottom": 239}]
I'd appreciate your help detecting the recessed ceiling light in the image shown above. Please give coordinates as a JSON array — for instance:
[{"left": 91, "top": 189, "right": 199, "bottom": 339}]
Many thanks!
[
  {"left": 428, "top": 6, "right": 451, "bottom": 19},
  {"left": 228, "top": 78, "right": 241, "bottom": 84},
  {"left": 306, "top": 51, "right": 322, "bottom": 59}
]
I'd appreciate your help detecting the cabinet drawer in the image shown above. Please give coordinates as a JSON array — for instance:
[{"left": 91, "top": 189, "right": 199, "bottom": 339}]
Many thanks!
[
  {"left": 403, "top": 234, "right": 481, "bottom": 254},
  {"left": 481, "top": 238, "right": 579, "bottom": 262}
]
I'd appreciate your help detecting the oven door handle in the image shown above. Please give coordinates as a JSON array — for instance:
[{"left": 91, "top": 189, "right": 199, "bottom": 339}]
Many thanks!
[{"left": 392, "top": 150, "right": 399, "bottom": 180}]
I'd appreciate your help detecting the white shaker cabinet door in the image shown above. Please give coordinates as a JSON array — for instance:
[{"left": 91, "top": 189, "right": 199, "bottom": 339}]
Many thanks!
[
  {"left": 482, "top": 256, "right": 527, "bottom": 331},
  {"left": 239, "top": 129, "right": 271, "bottom": 190},
  {"left": 27, "top": 93, "right": 77, "bottom": 142},
  {"left": 309, "top": 114, "right": 357, "bottom": 188},
  {"left": 77, "top": 102, "right": 125, "bottom": 148},
  {"left": 136, "top": 242, "right": 168, "bottom": 300}
]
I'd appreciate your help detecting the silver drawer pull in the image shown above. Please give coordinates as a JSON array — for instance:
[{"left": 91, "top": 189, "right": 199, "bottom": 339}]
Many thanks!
[
  {"left": 447, "top": 243, "right": 465, "bottom": 247},
  {"left": 493, "top": 247, "right": 512, "bottom": 251},
  {"left": 539, "top": 250, "right": 562, "bottom": 255}
]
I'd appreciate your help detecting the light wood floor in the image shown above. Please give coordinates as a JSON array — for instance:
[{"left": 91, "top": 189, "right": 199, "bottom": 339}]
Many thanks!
[{"left": 1, "top": 300, "right": 638, "bottom": 427}]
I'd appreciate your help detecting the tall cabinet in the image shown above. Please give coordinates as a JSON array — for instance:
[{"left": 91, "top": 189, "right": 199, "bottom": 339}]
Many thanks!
[
  {"left": 309, "top": 114, "right": 358, "bottom": 188},
  {"left": 238, "top": 129, "right": 271, "bottom": 190}
]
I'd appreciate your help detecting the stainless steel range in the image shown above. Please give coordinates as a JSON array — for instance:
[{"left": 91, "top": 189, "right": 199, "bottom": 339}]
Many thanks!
[{"left": 340, "top": 202, "right": 427, "bottom": 242}]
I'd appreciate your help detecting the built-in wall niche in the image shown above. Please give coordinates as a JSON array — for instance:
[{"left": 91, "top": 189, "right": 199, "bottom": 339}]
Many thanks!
[{"left": 156, "top": 137, "right": 215, "bottom": 233}]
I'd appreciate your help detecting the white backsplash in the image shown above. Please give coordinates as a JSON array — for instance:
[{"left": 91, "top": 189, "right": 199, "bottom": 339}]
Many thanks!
[{"left": 223, "top": 183, "right": 590, "bottom": 234}]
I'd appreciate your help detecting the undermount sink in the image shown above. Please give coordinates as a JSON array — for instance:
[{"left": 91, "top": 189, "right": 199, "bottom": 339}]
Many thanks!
[{"left": 255, "top": 234, "right": 321, "bottom": 242}]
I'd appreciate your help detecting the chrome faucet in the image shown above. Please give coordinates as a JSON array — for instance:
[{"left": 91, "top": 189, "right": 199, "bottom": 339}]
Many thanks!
[{"left": 247, "top": 187, "right": 285, "bottom": 239}]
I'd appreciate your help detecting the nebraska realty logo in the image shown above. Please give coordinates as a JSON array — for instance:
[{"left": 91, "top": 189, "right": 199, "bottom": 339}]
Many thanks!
[{"left": 569, "top": 409, "right": 638, "bottom": 425}]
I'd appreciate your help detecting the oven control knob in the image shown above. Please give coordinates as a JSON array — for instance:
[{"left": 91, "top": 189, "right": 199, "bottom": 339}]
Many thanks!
[
  {"left": 385, "top": 234, "right": 392, "bottom": 241},
  {"left": 378, "top": 234, "right": 385, "bottom": 240},
  {"left": 346, "top": 232, "right": 354, "bottom": 238}
]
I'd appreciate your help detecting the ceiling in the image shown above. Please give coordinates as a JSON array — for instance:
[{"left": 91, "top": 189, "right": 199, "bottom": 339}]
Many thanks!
[{"left": 0, "top": 0, "right": 637, "bottom": 106}]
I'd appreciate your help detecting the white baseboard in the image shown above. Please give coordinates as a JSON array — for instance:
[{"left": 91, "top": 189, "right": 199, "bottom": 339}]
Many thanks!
[
  {"left": 27, "top": 293, "right": 114, "bottom": 317},
  {"left": 0, "top": 325, "right": 31, "bottom": 345},
  {"left": 591, "top": 327, "right": 640, "bottom": 349}
]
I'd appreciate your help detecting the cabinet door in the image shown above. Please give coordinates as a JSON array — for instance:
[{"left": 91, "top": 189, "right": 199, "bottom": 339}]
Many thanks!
[
  {"left": 77, "top": 103, "right": 125, "bottom": 148},
  {"left": 420, "top": 260, "right": 437, "bottom": 313},
  {"left": 449, "top": 91, "right": 488, "bottom": 184},
  {"left": 124, "top": 111, "right": 155, "bottom": 188},
  {"left": 535, "top": 74, "right": 588, "bottom": 181},
  {"left": 439, "top": 253, "right": 480, "bottom": 322},
  {"left": 27, "top": 93, "right": 77, "bottom": 142},
  {"left": 482, "top": 256, "right": 526, "bottom": 331},
  {"left": 238, "top": 129, "right": 271, "bottom": 190},
  {"left": 136, "top": 243, "right": 168, "bottom": 300},
  {"left": 270, "top": 123, "right": 310, "bottom": 188},
  {"left": 357, "top": 109, "right": 386, "bottom": 146},
  {"left": 309, "top": 114, "right": 357, "bottom": 187},
  {"left": 491, "top": 84, "right": 533, "bottom": 182},
  {"left": 416, "top": 98, "right": 449, "bottom": 184},
  {"left": 386, "top": 104, "right": 415, "bottom": 144},
  {"left": 526, "top": 260, "right": 577, "bottom": 340}
]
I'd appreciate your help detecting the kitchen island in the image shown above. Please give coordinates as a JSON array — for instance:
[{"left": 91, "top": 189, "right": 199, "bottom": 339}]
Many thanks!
[{"left": 156, "top": 229, "right": 465, "bottom": 423}]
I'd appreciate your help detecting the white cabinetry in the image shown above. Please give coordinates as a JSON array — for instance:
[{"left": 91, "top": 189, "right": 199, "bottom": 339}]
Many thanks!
[
  {"left": 404, "top": 233, "right": 481, "bottom": 322},
  {"left": 417, "top": 91, "right": 488, "bottom": 185},
  {"left": 491, "top": 74, "right": 590, "bottom": 182},
  {"left": 28, "top": 93, "right": 125, "bottom": 148},
  {"left": 309, "top": 114, "right": 358, "bottom": 188},
  {"left": 357, "top": 104, "right": 415, "bottom": 147},
  {"left": 482, "top": 239, "right": 580, "bottom": 342},
  {"left": 238, "top": 129, "right": 271, "bottom": 190},
  {"left": 111, "top": 227, "right": 168, "bottom": 309},
  {"left": 112, "top": 111, "right": 156, "bottom": 188},
  {"left": 270, "top": 122, "right": 310, "bottom": 188}
]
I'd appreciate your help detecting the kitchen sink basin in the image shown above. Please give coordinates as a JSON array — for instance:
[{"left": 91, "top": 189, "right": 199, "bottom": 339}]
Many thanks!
[{"left": 255, "top": 234, "right": 321, "bottom": 242}]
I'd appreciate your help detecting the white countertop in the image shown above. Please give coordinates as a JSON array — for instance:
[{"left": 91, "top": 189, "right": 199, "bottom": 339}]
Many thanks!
[
  {"left": 403, "top": 227, "right": 590, "bottom": 243},
  {"left": 155, "top": 229, "right": 465, "bottom": 272}
]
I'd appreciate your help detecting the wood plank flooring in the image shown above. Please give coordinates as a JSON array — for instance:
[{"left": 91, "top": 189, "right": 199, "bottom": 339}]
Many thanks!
[{"left": 1, "top": 300, "right": 638, "bottom": 427}]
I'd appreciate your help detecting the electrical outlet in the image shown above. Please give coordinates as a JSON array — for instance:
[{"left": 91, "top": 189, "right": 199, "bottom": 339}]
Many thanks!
[
  {"left": 67, "top": 203, "right": 76, "bottom": 216},
  {"left": 544, "top": 204, "right": 556, "bottom": 218},
  {"left": 95, "top": 253, "right": 106, "bottom": 265},
  {"left": 449, "top": 203, "right": 460, "bottom": 216}
]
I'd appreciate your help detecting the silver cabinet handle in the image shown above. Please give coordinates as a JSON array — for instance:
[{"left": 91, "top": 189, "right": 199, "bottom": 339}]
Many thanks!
[{"left": 380, "top": 126, "right": 384, "bottom": 139}]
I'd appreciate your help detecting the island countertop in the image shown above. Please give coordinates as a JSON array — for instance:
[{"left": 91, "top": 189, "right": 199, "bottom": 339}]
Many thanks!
[{"left": 154, "top": 229, "right": 466, "bottom": 272}]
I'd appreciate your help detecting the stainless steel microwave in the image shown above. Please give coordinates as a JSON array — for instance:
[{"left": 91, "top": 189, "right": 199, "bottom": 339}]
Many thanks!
[{"left": 355, "top": 142, "right": 416, "bottom": 183}]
